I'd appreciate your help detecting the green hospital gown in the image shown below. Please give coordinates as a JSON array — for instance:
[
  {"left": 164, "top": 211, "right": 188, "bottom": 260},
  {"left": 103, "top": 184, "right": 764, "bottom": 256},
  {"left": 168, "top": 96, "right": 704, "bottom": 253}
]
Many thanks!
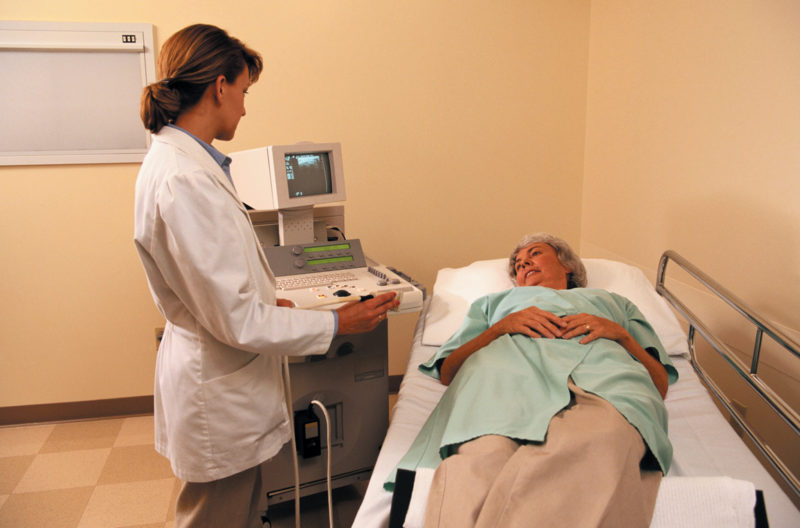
[{"left": 385, "top": 287, "right": 678, "bottom": 490}]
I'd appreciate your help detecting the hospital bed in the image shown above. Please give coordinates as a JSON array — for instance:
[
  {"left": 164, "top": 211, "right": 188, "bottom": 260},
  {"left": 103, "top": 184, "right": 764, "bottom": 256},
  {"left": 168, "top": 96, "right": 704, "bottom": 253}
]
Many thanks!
[{"left": 352, "top": 253, "right": 800, "bottom": 527}]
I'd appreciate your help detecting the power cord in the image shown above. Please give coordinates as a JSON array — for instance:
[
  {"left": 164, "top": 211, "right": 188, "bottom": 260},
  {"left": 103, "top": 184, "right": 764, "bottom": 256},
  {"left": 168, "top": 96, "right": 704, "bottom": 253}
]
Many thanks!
[
  {"left": 326, "top": 225, "right": 346, "bottom": 240},
  {"left": 281, "top": 357, "right": 302, "bottom": 528},
  {"left": 310, "top": 400, "right": 333, "bottom": 528},
  {"left": 281, "top": 357, "right": 334, "bottom": 528}
]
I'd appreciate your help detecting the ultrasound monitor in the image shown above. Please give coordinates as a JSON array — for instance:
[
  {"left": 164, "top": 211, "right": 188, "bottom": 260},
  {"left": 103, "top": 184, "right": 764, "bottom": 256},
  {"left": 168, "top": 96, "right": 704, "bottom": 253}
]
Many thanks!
[{"left": 229, "top": 142, "right": 345, "bottom": 245}]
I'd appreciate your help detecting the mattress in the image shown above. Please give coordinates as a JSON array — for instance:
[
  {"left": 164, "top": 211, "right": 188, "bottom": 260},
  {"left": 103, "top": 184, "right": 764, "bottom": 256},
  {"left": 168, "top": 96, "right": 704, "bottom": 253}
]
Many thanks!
[{"left": 352, "top": 258, "right": 799, "bottom": 527}]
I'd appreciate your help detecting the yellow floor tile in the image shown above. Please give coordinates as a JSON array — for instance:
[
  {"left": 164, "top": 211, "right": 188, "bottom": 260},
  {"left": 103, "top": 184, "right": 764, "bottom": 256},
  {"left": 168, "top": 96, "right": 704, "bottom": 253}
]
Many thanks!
[
  {"left": 0, "top": 455, "right": 35, "bottom": 494},
  {"left": 0, "top": 487, "right": 94, "bottom": 528},
  {"left": 14, "top": 448, "right": 110, "bottom": 493},
  {"left": 114, "top": 416, "right": 155, "bottom": 447},
  {"left": 77, "top": 478, "right": 175, "bottom": 528},
  {"left": 97, "top": 445, "right": 174, "bottom": 485},
  {"left": 40, "top": 418, "right": 124, "bottom": 453},
  {"left": 0, "top": 494, "right": 7, "bottom": 510},
  {"left": 0, "top": 423, "right": 55, "bottom": 457}
]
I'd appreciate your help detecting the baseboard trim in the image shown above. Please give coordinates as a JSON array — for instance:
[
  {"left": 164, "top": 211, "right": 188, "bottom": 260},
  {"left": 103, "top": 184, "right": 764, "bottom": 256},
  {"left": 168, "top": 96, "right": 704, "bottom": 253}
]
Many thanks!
[{"left": 0, "top": 396, "right": 154, "bottom": 426}]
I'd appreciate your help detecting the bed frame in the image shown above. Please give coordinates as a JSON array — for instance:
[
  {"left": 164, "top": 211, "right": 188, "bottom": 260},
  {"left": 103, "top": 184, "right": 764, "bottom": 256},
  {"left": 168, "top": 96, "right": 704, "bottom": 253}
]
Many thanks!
[{"left": 656, "top": 250, "right": 800, "bottom": 502}]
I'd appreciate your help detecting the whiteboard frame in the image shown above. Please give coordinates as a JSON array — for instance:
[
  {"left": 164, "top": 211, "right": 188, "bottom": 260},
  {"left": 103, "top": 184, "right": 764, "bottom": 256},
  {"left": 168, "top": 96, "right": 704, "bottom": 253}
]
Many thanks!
[{"left": 0, "top": 21, "right": 156, "bottom": 166}]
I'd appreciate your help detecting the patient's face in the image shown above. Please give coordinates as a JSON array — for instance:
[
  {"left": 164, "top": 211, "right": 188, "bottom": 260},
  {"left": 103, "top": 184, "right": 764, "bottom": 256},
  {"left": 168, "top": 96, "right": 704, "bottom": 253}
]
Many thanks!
[{"left": 514, "top": 243, "right": 570, "bottom": 289}]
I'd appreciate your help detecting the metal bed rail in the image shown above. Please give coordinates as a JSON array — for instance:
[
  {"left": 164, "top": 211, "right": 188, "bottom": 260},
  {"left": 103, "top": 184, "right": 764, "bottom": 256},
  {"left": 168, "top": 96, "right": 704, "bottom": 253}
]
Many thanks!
[{"left": 656, "top": 250, "right": 800, "bottom": 498}]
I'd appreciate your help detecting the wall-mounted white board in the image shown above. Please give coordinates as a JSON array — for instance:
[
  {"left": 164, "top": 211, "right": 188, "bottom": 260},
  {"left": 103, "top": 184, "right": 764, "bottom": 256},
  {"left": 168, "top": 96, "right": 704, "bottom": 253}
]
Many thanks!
[{"left": 0, "top": 21, "right": 156, "bottom": 165}]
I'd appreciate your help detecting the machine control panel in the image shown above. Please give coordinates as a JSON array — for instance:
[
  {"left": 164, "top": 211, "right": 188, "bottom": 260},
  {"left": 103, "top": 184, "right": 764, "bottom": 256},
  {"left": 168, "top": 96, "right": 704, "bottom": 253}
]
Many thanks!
[
  {"left": 263, "top": 240, "right": 367, "bottom": 276},
  {"left": 263, "top": 239, "right": 424, "bottom": 314}
]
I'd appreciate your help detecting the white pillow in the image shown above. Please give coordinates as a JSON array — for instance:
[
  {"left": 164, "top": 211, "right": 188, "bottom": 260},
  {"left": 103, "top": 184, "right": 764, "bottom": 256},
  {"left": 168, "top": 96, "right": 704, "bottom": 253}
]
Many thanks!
[{"left": 421, "top": 257, "right": 689, "bottom": 357}]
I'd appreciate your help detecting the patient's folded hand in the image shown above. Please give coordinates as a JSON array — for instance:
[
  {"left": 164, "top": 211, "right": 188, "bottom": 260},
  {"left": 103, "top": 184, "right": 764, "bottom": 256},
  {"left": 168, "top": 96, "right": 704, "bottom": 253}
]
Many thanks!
[
  {"left": 494, "top": 306, "right": 567, "bottom": 339},
  {"left": 560, "top": 313, "right": 626, "bottom": 344}
]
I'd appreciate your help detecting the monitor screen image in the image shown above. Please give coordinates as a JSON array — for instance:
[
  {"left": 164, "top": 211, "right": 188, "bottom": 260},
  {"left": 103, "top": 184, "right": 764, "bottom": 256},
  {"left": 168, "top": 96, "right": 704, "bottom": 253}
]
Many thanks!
[{"left": 286, "top": 152, "right": 333, "bottom": 198}]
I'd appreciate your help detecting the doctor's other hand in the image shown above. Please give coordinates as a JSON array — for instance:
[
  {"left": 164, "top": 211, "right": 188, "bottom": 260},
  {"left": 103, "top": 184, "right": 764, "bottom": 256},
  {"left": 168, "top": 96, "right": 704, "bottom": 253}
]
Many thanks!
[{"left": 336, "top": 292, "right": 399, "bottom": 335}]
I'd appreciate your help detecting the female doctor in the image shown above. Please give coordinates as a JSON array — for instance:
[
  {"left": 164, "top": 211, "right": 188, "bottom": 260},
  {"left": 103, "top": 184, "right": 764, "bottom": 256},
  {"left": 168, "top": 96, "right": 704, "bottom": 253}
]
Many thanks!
[{"left": 135, "top": 24, "right": 398, "bottom": 528}]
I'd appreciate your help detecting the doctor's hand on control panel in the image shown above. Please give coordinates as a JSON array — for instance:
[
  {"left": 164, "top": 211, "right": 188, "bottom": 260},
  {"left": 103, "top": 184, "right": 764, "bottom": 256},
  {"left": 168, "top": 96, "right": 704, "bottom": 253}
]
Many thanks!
[
  {"left": 334, "top": 291, "right": 399, "bottom": 334},
  {"left": 278, "top": 291, "right": 399, "bottom": 334}
]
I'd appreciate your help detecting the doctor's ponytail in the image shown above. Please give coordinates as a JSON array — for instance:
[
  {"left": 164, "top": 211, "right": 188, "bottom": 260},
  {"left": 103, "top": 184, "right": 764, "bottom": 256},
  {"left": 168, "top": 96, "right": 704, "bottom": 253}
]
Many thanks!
[{"left": 140, "top": 24, "right": 263, "bottom": 134}]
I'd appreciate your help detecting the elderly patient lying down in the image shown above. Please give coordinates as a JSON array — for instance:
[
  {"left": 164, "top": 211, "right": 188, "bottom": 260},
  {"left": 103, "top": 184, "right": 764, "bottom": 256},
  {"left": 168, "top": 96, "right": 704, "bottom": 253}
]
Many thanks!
[{"left": 385, "top": 233, "right": 679, "bottom": 528}]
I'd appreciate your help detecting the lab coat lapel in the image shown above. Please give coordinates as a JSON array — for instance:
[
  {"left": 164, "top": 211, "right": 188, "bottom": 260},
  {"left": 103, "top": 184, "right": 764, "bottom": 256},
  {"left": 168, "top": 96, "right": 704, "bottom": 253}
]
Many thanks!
[
  {"left": 156, "top": 127, "right": 246, "bottom": 213},
  {"left": 155, "top": 128, "right": 276, "bottom": 284}
]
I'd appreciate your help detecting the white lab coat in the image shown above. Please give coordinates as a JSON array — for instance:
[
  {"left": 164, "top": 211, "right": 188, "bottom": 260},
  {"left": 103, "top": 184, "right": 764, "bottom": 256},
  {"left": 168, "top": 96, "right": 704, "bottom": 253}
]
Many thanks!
[{"left": 134, "top": 127, "right": 335, "bottom": 482}]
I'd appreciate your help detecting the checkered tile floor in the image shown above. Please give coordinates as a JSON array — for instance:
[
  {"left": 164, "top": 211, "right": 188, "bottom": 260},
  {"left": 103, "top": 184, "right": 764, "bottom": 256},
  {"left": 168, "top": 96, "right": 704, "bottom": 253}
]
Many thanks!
[
  {"left": 0, "top": 412, "right": 375, "bottom": 528},
  {"left": 0, "top": 416, "right": 178, "bottom": 528}
]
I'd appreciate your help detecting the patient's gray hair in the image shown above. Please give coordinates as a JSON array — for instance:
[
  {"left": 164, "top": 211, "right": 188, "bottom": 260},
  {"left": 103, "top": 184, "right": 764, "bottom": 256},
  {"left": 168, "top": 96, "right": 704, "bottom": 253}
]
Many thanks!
[{"left": 508, "top": 233, "right": 587, "bottom": 288}]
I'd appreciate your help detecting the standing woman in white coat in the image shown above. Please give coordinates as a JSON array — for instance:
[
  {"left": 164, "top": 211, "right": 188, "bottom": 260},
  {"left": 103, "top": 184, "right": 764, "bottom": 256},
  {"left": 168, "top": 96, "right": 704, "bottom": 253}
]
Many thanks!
[{"left": 135, "top": 24, "right": 398, "bottom": 528}]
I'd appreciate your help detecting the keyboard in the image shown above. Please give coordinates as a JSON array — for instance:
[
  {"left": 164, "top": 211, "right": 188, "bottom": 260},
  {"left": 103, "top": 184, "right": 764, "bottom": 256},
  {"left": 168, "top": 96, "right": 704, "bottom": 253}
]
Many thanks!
[{"left": 275, "top": 271, "right": 359, "bottom": 290}]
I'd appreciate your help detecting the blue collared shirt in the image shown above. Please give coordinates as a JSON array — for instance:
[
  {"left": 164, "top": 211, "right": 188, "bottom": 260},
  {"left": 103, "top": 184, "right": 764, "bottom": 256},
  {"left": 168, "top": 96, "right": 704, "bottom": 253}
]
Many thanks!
[{"left": 167, "top": 124, "right": 234, "bottom": 186}]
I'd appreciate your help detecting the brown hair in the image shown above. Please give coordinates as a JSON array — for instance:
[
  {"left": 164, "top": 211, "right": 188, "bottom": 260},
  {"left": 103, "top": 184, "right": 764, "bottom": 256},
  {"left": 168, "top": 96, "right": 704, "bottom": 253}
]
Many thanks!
[{"left": 140, "top": 24, "right": 263, "bottom": 133}]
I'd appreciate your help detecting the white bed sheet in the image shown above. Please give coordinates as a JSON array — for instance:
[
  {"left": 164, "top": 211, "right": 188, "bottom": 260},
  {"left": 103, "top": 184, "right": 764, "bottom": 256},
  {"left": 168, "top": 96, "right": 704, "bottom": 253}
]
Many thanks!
[{"left": 353, "top": 301, "right": 800, "bottom": 527}]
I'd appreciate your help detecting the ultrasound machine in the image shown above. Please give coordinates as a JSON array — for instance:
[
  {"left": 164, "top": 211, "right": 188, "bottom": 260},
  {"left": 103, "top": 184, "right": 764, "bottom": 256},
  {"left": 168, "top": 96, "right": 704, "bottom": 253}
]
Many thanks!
[{"left": 229, "top": 142, "right": 423, "bottom": 508}]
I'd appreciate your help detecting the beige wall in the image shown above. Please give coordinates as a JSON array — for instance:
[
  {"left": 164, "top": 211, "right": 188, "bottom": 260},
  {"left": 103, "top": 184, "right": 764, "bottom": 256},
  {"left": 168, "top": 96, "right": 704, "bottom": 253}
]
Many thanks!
[
  {"left": 582, "top": 0, "right": 799, "bottom": 330},
  {"left": 0, "top": 1, "right": 590, "bottom": 407},
  {"left": 581, "top": 2, "right": 800, "bottom": 404}
]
